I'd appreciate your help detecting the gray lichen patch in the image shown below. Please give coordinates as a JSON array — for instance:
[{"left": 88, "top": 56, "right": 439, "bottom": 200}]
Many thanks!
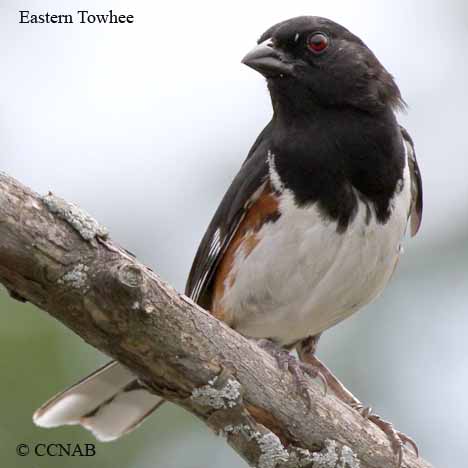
[
  {"left": 222, "top": 420, "right": 359, "bottom": 468},
  {"left": 286, "top": 447, "right": 315, "bottom": 467},
  {"left": 312, "top": 440, "right": 339, "bottom": 467},
  {"left": 58, "top": 264, "right": 89, "bottom": 291},
  {"left": 223, "top": 423, "right": 251, "bottom": 436},
  {"left": 223, "top": 423, "right": 294, "bottom": 468},
  {"left": 255, "top": 431, "right": 290, "bottom": 468},
  {"left": 42, "top": 192, "right": 108, "bottom": 241},
  {"left": 191, "top": 375, "right": 241, "bottom": 409},
  {"left": 338, "top": 445, "right": 360, "bottom": 468},
  {"left": 312, "top": 440, "right": 360, "bottom": 468}
]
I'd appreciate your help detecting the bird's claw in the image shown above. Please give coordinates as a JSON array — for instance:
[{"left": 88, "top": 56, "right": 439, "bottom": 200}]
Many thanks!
[
  {"left": 296, "top": 344, "right": 419, "bottom": 467},
  {"left": 397, "top": 431, "right": 419, "bottom": 458},
  {"left": 349, "top": 401, "right": 372, "bottom": 418},
  {"left": 288, "top": 358, "right": 328, "bottom": 408},
  {"left": 255, "top": 339, "right": 327, "bottom": 408},
  {"left": 365, "top": 412, "right": 419, "bottom": 467}
]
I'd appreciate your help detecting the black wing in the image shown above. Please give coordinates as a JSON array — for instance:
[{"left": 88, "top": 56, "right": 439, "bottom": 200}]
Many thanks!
[
  {"left": 185, "top": 122, "right": 273, "bottom": 308},
  {"left": 400, "top": 126, "right": 423, "bottom": 236}
]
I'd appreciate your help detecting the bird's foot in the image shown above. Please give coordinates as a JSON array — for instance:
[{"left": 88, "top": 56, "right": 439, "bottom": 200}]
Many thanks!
[
  {"left": 349, "top": 401, "right": 373, "bottom": 418},
  {"left": 363, "top": 411, "right": 419, "bottom": 467},
  {"left": 255, "top": 339, "right": 327, "bottom": 409},
  {"left": 334, "top": 392, "right": 419, "bottom": 466},
  {"left": 296, "top": 344, "right": 419, "bottom": 467}
]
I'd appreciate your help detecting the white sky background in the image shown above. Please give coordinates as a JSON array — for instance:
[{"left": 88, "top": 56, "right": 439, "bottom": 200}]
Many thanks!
[{"left": 0, "top": 1, "right": 467, "bottom": 467}]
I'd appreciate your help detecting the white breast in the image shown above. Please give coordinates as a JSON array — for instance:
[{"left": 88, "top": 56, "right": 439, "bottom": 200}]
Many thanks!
[{"left": 220, "top": 150, "right": 412, "bottom": 346}]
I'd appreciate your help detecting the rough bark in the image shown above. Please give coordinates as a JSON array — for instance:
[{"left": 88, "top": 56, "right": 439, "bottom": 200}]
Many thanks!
[{"left": 0, "top": 172, "right": 432, "bottom": 468}]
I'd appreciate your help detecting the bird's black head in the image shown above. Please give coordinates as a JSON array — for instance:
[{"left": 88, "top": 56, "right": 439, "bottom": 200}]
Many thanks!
[{"left": 242, "top": 16, "right": 404, "bottom": 114}]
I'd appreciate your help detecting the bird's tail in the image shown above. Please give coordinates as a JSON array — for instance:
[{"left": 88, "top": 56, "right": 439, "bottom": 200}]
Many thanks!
[{"left": 33, "top": 361, "right": 164, "bottom": 442}]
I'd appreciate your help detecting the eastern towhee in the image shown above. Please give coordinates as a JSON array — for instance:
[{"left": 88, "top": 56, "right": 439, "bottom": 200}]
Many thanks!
[{"left": 33, "top": 16, "right": 423, "bottom": 466}]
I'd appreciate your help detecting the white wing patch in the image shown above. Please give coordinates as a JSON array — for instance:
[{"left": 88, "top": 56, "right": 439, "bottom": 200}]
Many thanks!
[
  {"left": 206, "top": 228, "right": 222, "bottom": 267},
  {"left": 189, "top": 181, "right": 269, "bottom": 304},
  {"left": 191, "top": 228, "right": 222, "bottom": 302}
]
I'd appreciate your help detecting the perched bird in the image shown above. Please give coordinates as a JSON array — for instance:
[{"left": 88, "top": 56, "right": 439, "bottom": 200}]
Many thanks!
[{"left": 34, "top": 16, "right": 423, "bottom": 466}]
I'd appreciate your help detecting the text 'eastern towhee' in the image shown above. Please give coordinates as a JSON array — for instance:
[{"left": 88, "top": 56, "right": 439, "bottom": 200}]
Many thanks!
[{"left": 33, "top": 16, "right": 423, "bottom": 466}]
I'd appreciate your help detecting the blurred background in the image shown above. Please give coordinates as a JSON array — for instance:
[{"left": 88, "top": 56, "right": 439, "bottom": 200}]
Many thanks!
[{"left": 0, "top": 0, "right": 467, "bottom": 467}]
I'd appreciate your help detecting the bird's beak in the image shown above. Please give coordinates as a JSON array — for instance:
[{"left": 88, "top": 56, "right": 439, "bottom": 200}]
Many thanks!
[{"left": 242, "top": 40, "right": 294, "bottom": 77}]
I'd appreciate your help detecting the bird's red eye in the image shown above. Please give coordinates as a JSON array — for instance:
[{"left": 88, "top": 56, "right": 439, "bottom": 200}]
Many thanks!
[{"left": 307, "top": 33, "right": 329, "bottom": 54}]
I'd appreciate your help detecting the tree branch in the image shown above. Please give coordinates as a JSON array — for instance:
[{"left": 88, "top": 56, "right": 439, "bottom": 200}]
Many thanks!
[{"left": 0, "top": 172, "right": 432, "bottom": 468}]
